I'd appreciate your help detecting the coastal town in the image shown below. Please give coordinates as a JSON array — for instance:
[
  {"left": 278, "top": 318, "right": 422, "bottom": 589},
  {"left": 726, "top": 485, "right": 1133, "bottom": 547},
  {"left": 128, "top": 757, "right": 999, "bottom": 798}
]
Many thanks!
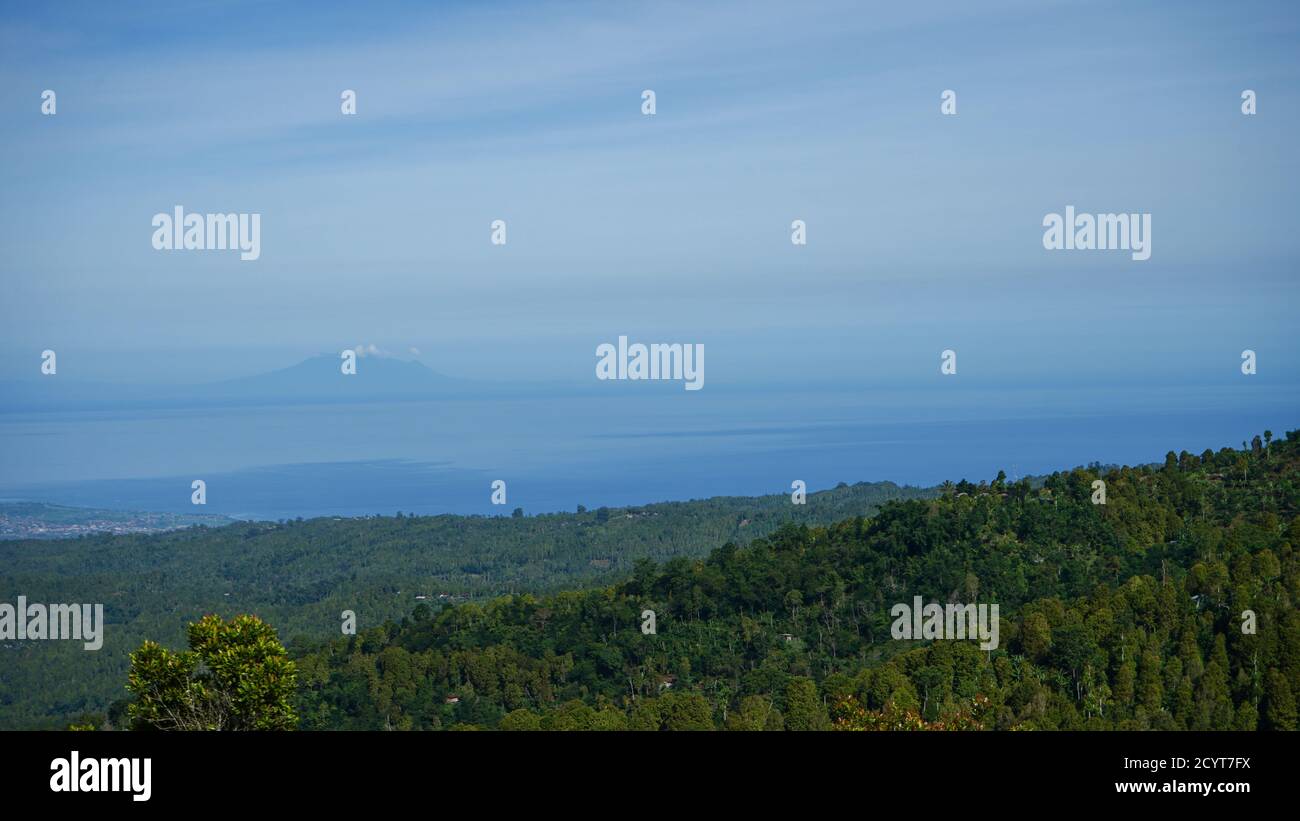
[{"left": 0, "top": 502, "right": 233, "bottom": 540}]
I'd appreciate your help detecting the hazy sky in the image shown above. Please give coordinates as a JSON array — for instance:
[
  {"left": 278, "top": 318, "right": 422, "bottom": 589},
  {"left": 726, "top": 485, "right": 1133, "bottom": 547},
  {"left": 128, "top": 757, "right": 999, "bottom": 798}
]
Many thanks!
[{"left": 1, "top": 0, "right": 1296, "bottom": 387}]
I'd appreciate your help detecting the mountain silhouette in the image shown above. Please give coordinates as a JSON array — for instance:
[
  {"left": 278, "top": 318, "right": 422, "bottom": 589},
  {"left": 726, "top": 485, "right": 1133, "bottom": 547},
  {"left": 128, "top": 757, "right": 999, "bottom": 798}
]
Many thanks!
[
  {"left": 210, "top": 353, "right": 466, "bottom": 399},
  {"left": 0, "top": 354, "right": 483, "bottom": 411}
]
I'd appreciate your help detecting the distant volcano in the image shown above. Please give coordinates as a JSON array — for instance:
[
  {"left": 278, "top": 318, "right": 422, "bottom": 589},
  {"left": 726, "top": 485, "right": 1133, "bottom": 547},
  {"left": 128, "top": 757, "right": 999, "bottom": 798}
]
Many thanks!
[
  {"left": 209, "top": 353, "right": 468, "bottom": 400},
  {"left": 0, "top": 354, "right": 485, "bottom": 411}
]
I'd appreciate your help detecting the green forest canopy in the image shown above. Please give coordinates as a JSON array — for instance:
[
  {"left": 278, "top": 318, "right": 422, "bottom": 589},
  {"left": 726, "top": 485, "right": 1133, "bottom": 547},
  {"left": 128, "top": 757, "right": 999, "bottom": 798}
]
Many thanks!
[
  {"left": 1, "top": 480, "right": 929, "bottom": 728},
  {"left": 8, "top": 431, "right": 1299, "bottom": 731},
  {"left": 279, "top": 430, "right": 1299, "bottom": 731}
]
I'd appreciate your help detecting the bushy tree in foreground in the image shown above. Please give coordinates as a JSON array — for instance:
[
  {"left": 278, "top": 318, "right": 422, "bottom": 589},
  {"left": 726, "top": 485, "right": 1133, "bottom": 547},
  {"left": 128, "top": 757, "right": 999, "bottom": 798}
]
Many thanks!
[{"left": 126, "top": 614, "right": 297, "bottom": 731}]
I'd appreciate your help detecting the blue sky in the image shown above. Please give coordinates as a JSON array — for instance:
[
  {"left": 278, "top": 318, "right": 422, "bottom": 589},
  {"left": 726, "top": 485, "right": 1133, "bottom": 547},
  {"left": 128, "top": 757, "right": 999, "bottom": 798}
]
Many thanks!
[{"left": 1, "top": 0, "right": 1297, "bottom": 388}]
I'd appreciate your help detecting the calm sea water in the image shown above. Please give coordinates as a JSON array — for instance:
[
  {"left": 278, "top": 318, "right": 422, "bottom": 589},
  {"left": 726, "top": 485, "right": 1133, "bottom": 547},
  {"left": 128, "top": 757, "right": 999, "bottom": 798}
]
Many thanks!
[{"left": 0, "top": 383, "right": 1294, "bottom": 519}]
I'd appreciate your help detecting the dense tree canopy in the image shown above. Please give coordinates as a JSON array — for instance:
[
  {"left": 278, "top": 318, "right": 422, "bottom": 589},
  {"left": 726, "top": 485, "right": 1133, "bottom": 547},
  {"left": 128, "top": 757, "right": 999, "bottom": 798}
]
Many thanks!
[
  {"left": 14, "top": 431, "right": 1300, "bottom": 731},
  {"left": 2, "top": 481, "right": 926, "bottom": 728},
  {"left": 126, "top": 614, "right": 297, "bottom": 731},
  {"left": 283, "top": 430, "right": 1300, "bottom": 731}
]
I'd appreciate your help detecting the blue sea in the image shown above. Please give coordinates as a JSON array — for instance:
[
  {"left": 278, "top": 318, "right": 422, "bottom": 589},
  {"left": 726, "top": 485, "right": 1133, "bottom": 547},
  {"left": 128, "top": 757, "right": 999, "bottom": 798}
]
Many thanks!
[{"left": 0, "top": 382, "right": 1294, "bottom": 520}]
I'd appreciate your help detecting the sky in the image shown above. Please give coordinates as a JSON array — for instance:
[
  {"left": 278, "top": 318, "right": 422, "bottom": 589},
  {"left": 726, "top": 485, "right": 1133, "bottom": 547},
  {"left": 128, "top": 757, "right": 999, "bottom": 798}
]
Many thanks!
[{"left": 0, "top": 0, "right": 1297, "bottom": 389}]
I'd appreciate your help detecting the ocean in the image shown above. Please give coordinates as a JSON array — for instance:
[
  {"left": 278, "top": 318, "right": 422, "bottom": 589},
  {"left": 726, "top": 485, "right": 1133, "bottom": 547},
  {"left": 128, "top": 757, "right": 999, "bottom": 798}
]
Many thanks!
[{"left": 0, "top": 382, "right": 1294, "bottom": 520}]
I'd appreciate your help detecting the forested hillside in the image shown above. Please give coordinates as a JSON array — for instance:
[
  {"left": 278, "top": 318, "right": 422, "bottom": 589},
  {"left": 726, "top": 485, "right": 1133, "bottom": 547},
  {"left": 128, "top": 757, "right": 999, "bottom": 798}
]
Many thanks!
[
  {"left": 0, "top": 481, "right": 930, "bottom": 728},
  {"left": 287, "top": 431, "right": 1300, "bottom": 731}
]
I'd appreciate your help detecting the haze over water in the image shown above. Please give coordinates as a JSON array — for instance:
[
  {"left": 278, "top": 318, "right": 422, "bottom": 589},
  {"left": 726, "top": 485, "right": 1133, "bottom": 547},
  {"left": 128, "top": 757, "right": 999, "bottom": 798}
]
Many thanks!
[
  {"left": 1, "top": 376, "right": 1292, "bottom": 520},
  {"left": 1, "top": 1, "right": 1296, "bottom": 520}
]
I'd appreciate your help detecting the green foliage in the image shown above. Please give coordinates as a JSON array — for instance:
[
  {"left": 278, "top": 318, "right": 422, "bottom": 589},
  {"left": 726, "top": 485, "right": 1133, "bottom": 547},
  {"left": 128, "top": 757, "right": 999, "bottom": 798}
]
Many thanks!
[
  {"left": 1, "top": 481, "right": 926, "bottom": 728},
  {"left": 11, "top": 430, "right": 1300, "bottom": 731},
  {"left": 726, "top": 695, "right": 784, "bottom": 730},
  {"left": 498, "top": 708, "right": 542, "bottom": 731},
  {"left": 288, "top": 430, "right": 1300, "bottom": 731},
  {"left": 784, "top": 677, "right": 831, "bottom": 730},
  {"left": 126, "top": 614, "right": 297, "bottom": 731}
]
